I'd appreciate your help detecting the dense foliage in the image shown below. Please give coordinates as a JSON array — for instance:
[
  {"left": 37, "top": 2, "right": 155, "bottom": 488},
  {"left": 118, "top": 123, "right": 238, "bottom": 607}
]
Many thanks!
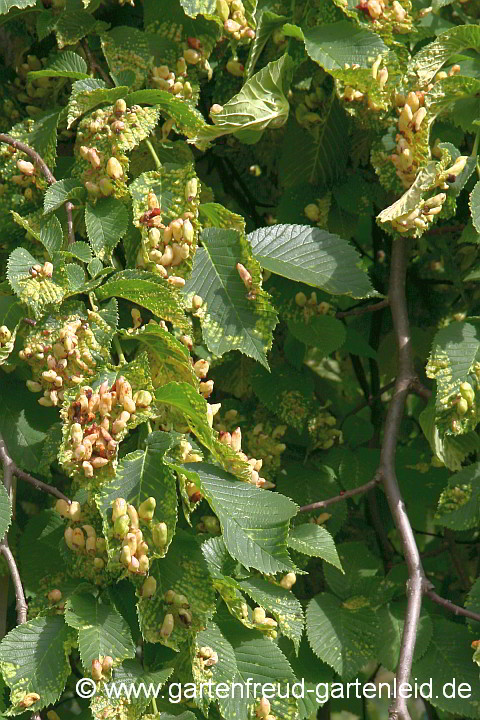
[{"left": 0, "top": 1, "right": 479, "bottom": 720}]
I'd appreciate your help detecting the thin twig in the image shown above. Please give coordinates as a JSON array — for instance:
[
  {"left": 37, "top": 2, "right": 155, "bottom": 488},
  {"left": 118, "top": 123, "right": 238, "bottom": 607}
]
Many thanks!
[
  {"left": 336, "top": 298, "right": 389, "bottom": 319},
  {"left": 299, "top": 474, "right": 380, "bottom": 513},
  {"left": 0, "top": 134, "right": 75, "bottom": 246},
  {"left": 426, "top": 224, "right": 465, "bottom": 236},
  {"left": 426, "top": 589, "right": 480, "bottom": 623},
  {"left": 80, "top": 39, "right": 114, "bottom": 87},
  {"left": 0, "top": 433, "right": 70, "bottom": 503},
  {"left": 13, "top": 467, "right": 71, "bottom": 503}
]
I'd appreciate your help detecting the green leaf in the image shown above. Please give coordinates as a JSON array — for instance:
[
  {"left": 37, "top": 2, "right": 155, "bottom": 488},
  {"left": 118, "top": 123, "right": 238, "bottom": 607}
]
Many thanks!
[
  {"left": 279, "top": 97, "right": 349, "bottom": 188},
  {"left": 95, "top": 432, "right": 178, "bottom": 561},
  {"left": 29, "top": 109, "right": 64, "bottom": 171},
  {"left": 28, "top": 51, "right": 88, "bottom": 79},
  {"left": 53, "top": 8, "right": 99, "bottom": 49},
  {"left": 101, "top": 26, "right": 154, "bottom": 91},
  {"left": 377, "top": 162, "right": 439, "bottom": 229},
  {"left": 125, "top": 89, "right": 207, "bottom": 137},
  {"left": 0, "top": 0, "right": 35, "bottom": 14},
  {"left": 0, "top": 484, "right": 12, "bottom": 543},
  {"left": 95, "top": 270, "right": 188, "bottom": 328},
  {"left": 43, "top": 179, "right": 84, "bottom": 214},
  {"left": 427, "top": 75, "right": 480, "bottom": 132},
  {"left": 302, "top": 21, "right": 387, "bottom": 72},
  {"left": 287, "top": 316, "right": 346, "bottom": 356},
  {"left": 412, "top": 618, "right": 480, "bottom": 718},
  {"left": 67, "top": 80, "right": 129, "bottom": 128},
  {"left": 251, "top": 364, "right": 314, "bottom": 432},
  {"left": 193, "top": 623, "right": 238, "bottom": 708},
  {"left": 248, "top": 224, "right": 376, "bottom": 298},
  {"left": 186, "top": 462, "right": 297, "bottom": 574},
  {"left": 7, "top": 247, "right": 68, "bottom": 319},
  {"left": 0, "top": 616, "right": 75, "bottom": 715},
  {"left": 323, "top": 541, "right": 382, "bottom": 599},
  {"left": 192, "top": 55, "right": 294, "bottom": 145},
  {"left": 179, "top": 0, "right": 216, "bottom": 16},
  {"left": 39, "top": 215, "right": 63, "bottom": 257},
  {"left": 216, "top": 621, "right": 298, "bottom": 720},
  {"left": 411, "top": 25, "right": 480, "bottom": 86},
  {"left": 420, "top": 394, "right": 480, "bottom": 471},
  {"left": 183, "top": 228, "right": 277, "bottom": 368},
  {"left": 470, "top": 179, "right": 480, "bottom": 233},
  {"left": 105, "top": 661, "right": 172, "bottom": 716},
  {"left": 137, "top": 529, "right": 216, "bottom": 647},
  {"left": 18, "top": 511, "right": 65, "bottom": 590},
  {"left": 244, "top": 10, "right": 286, "bottom": 78},
  {"left": 64, "top": 592, "right": 136, "bottom": 670},
  {"left": 435, "top": 462, "right": 480, "bottom": 530},
  {"left": 238, "top": 577, "right": 304, "bottom": 651},
  {"left": 306, "top": 593, "right": 380, "bottom": 680},
  {"left": 64, "top": 241, "right": 92, "bottom": 263},
  {"left": 121, "top": 323, "right": 198, "bottom": 388},
  {"left": 376, "top": 603, "right": 433, "bottom": 671},
  {"left": 85, "top": 198, "right": 128, "bottom": 261},
  {"left": 202, "top": 537, "right": 252, "bottom": 627},
  {"left": 287, "top": 524, "right": 342, "bottom": 569},
  {"left": 426, "top": 319, "right": 480, "bottom": 440}
]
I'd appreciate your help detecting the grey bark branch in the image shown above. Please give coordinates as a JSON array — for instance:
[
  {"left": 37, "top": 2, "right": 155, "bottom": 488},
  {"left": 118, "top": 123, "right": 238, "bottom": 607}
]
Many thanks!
[
  {"left": 426, "top": 589, "right": 480, "bottom": 623},
  {"left": 0, "top": 134, "right": 75, "bottom": 245},
  {"left": 0, "top": 434, "right": 70, "bottom": 503},
  {"left": 0, "top": 541, "right": 27, "bottom": 625},
  {"left": 336, "top": 298, "right": 389, "bottom": 318},
  {"left": 299, "top": 474, "right": 380, "bottom": 513},
  {"left": 381, "top": 238, "right": 426, "bottom": 720}
]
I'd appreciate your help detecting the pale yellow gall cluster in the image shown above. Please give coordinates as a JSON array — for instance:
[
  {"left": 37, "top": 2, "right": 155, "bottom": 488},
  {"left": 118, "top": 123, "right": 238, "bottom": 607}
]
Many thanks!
[
  {"left": 151, "top": 58, "right": 193, "bottom": 99},
  {"left": 137, "top": 182, "right": 198, "bottom": 287},
  {"left": 355, "top": 0, "right": 411, "bottom": 32},
  {"left": 196, "top": 515, "right": 221, "bottom": 535},
  {"left": 21, "top": 316, "right": 102, "bottom": 407},
  {"left": 256, "top": 697, "right": 276, "bottom": 720},
  {"left": 65, "top": 377, "right": 152, "bottom": 478},
  {"left": 295, "top": 290, "right": 331, "bottom": 320},
  {"left": 0, "top": 326, "right": 12, "bottom": 346},
  {"left": 219, "top": 423, "right": 274, "bottom": 489},
  {"left": 111, "top": 496, "right": 167, "bottom": 576},
  {"left": 157, "top": 589, "right": 193, "bottom": 639},
  {"left": 252, "top": 606, "right": 278, "bottom": 636},
  {"left": 91, "top": 656, "right": 114, "bottom": 682},
  {"left": 197, "top": 645, "right": 219, "bottom": 667},
  {"left": 56, "top": 499, "right": 108, "bottom": 572},
  {"left": 217, "top": 0, "right": 255, "bottom": 40},
  {"left": 76, "top": 100, "right": 152, "bottom": 197}
]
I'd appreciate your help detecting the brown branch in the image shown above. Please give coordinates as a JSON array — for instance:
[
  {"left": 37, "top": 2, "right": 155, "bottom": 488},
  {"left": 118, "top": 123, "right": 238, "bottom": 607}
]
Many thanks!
[
  {"left": 0, "top": 134, "right": 75, "bottom": 246},
  {"left": 0, "top": 541, "right": 27, "bottom": 625},
  {"left": 410, "top": 378, "right": 432, "bottom": 401},
  {"left": 336, "top": 298, "right": 389, "bottom": 319},
  {"left": 426, "top": 589, "right": 480, "bottom": 624},
  {"left": 378, "top": 238, "right": 427, "bottom": 720},
  {"left": 426, "top": 224, "right": 465, "bottom": 236},
  {"left": 13, "top": 467, "right": 71, "bottom": 503},
  {"left": 80, "top": 39, "right": 114, "bottom": 87},
  {"left": 299, "top": 473, "right": 380, "bottom": 513},
  {"left": 0, "top": 434, "right": 70, "bottom": 504}
]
